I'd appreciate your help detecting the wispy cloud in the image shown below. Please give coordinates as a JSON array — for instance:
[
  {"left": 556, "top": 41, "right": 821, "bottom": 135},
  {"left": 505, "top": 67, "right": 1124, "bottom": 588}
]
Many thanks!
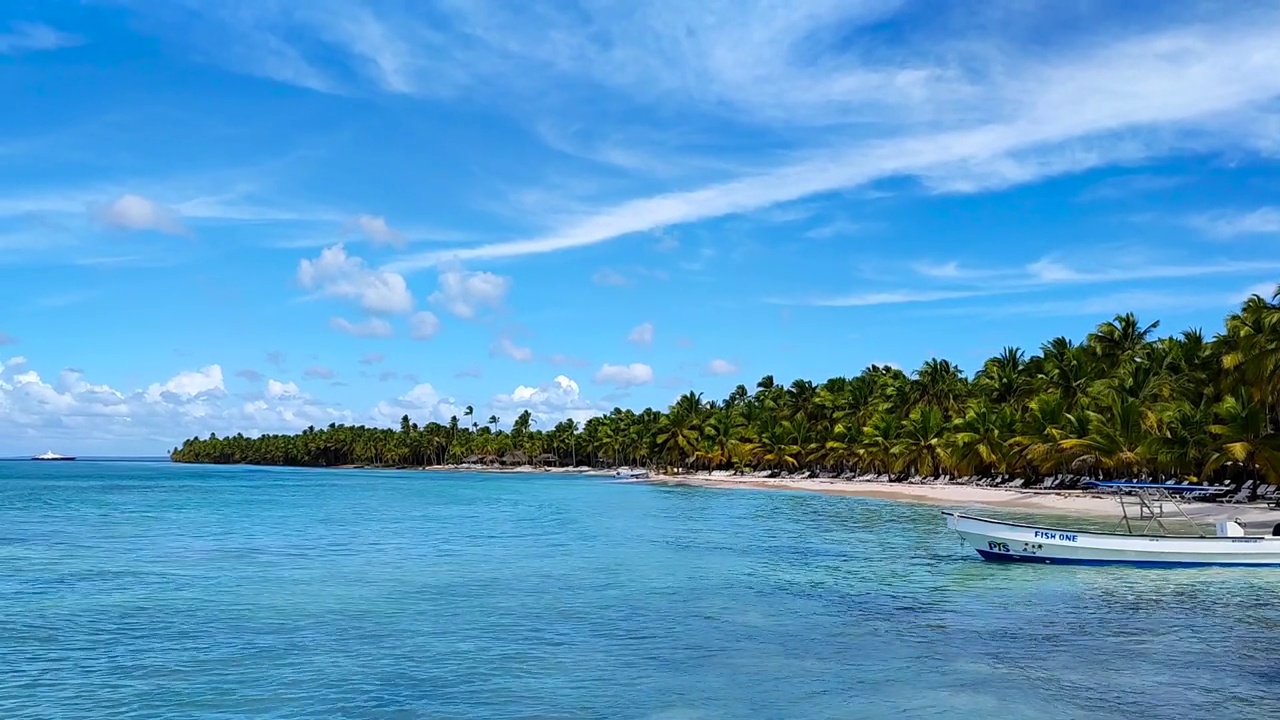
[
  {"left": 591, "top": 268, "right": 631, "bottom": 287},
  {"left": 803, "top": 219, "right": 862, "bottom": 239},
  {"left": 796, "top": 288, "right": 1002, "bottom": 308},
  {"left": 1241, "top": 281, "right": 1279, "bottom": 301},
  {"left": 1077, "top": 173, "right": 1189, "bottom": 201},
  {"left": 917, "top": 257, "right": 1280, "bottom": 286},
  {"left": 364, "top": 5, "right": 1280, "bottom": 272},
  {"left": 329, "top": 317, "right": 393, "bottom": 338},
  {"left": 1188, "top": 207, "right": 1280, "bottom": 238},
  {"left": 626, "top": 322, "right": 654, "bottom": 347},
  {"left": 0, "top": 182, "right": 346, "bottom": 227},
  {"left": 971, "top": 283, "right": 1277, "bottom": 319},
  {"left": 34, "top": 291, "right": 97, "bottom": 308},
  {"left": 0, "top": 22, "right": 83, "bottom": 55},
  {"left": 787, "top": 257, "right": 1280, "bottom": 307},
  {"left": 490, "top": 335, "right": 533, "bottom": 362}
]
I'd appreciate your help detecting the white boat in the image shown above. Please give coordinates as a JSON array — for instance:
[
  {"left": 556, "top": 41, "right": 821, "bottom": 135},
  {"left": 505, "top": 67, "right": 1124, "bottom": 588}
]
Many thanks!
[
  {"left": 613, "top": 467, "right": 650, "bottom": 479},
  {"left": 943, "top": 481, "right": 1280, "bottom": 567},
  {"left": 32, "top": 450, "right": 76, "bottom": 461}
]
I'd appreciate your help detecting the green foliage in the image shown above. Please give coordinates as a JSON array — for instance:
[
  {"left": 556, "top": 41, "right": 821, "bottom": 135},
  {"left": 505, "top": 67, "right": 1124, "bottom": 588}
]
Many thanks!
[{"left": 172, "top": 289, "right": 1280, "bottom": 484}]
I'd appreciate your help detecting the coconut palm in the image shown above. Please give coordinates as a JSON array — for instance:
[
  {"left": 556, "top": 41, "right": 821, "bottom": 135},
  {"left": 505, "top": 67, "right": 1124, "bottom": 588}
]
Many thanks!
[{"left": 171, "top": 301, "right": 1278, "bottom": 491}]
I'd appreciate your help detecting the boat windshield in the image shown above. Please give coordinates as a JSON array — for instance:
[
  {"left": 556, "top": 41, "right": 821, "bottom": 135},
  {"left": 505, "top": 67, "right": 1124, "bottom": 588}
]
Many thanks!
[{"left": 1081, "top": 481, "right": 1215, "bottom": 536}]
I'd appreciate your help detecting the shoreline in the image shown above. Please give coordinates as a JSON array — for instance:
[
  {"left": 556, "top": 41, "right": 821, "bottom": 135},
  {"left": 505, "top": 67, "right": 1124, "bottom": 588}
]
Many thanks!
[
  {"left": 322, "top": 462, "right": 1280, "bottom": 524},
  {"left": 631, "top": 473, "right": 1280, "bottom": 526},
  {"left": 632, "top": 472, "right": 1123, "bottom": 515}
]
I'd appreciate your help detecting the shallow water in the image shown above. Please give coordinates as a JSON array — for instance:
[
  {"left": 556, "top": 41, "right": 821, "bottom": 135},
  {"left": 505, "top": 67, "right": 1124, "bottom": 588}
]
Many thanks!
[{"left": 2, "top": 461, "right": 1278, "bottom": 719}]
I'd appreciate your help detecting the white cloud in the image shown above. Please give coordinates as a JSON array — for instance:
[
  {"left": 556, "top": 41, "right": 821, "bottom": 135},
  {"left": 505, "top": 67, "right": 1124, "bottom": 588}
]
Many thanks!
[
  {"left": 490, "top": 374, "right": 601, "bottom": 426},
  {"left": 299, "top": 244, "right": 414, "bottom": 314},
  {"left": 409, "top": 311, "right": 441, "bottom": 340},
  {"left": 330, "top": 316, "right": 394, "bottom": 337},
  {"left": 375, "top": 12, "right": 1280, "bottom": 273},
  {"left": 96, "top": 194, "right": 188, "bottom": 236},
  {"left": 490, "top": 336, "right": 533, "bottom": 362},
  {"left": 626, "top": 322, "right": 654, "bottom": 346},
  {"left": 706, "top": 359, "right": 738, "bottom": 376},
  {"left": 144, "top": 365, "right": 225, "bottom": 402},
  {"left": 266, "top": 379, "right": 301, "bottom": 399},
  {"left": 429, "top": 268, "right": 511, "bottom": 319},
  {"left": 351, "top": 214, "right": 406, "bottom": 246},
  {"left": 1189, "top": 207, "right": 1280, "bottom": 238},
  {"left": 0, "top": 359, "right": 308, "bottom": 454},
  {"left": 0, "top": 357, "right": 369, "bottom": 454},
  {"left": 0, "top": 22, "right": 82, "bottom": 55},
  {"left": 373, "top": 382, "right": 463, "bottom": 426},
  {"left": 593, "top": 362, "right": 654, "bottom": 388}
]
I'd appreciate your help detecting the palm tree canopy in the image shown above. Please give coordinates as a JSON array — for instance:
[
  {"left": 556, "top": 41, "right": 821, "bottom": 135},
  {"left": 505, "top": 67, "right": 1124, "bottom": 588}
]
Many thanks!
[{"left": 172, "top": 300, "right": 1280, "bottom": 486}]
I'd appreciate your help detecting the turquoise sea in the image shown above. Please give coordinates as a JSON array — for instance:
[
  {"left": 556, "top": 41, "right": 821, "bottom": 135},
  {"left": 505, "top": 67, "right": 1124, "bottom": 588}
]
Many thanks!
[{"left": 2, "top": 461, "right": 1278, "bottom": 719}]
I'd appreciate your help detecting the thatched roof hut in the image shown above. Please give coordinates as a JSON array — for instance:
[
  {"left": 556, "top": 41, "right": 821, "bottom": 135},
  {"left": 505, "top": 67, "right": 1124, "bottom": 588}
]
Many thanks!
[
  {"left": 501, "top": 450, "right": 529, "bottom": 465},
  {"left": 536, "top": 453, "right": 558, "bottom": 466},
  {"left": 461, "top": 454, "right": 482, "bottom": 464},
  {"left": 479, "top": 454, "right": 500, "bottom": 466}
]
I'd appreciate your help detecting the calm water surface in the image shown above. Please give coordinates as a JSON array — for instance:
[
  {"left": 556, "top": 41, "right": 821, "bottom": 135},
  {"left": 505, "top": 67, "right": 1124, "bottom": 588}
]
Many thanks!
[{"left": 2, "top": 461, "right": 1278, "bottom": 719}]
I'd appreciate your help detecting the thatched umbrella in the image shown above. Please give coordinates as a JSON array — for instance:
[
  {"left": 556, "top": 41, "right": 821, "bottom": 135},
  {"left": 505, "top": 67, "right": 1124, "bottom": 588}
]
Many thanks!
[
  {"left": 479, "top": 454, "right": 500, "bottom": 466},
  {"left": 501, "top": 450, "right": 529, "bottom": 465},
  {"left": 536, "top": 453, "right": 558, "bottom": 467}
]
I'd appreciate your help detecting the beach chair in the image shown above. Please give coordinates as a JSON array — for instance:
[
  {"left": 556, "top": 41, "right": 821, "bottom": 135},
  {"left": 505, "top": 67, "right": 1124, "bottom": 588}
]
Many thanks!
[
  {"left": 1220, "top": 481, "right": 1256, "bottom": 504},
  {"left": 1258, "top": 484, "right": 1279, "bottom": 503}
]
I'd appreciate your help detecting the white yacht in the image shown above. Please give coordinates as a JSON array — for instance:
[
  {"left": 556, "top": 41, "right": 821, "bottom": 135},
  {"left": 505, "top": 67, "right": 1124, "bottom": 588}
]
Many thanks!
[{"left": 32, "top": 450, "right": 76, "bottom": 461}]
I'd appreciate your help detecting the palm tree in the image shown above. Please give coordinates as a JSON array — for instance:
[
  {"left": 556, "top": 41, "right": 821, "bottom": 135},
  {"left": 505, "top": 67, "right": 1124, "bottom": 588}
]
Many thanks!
[{"left": 171, "top": 293, "right": 1278, "bottom": 492}]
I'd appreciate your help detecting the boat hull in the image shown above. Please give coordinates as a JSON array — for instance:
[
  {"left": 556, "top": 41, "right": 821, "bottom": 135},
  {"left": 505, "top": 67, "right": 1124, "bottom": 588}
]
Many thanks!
[{"left": 944, "top": 511, "right": 1280, "bottom": 567}]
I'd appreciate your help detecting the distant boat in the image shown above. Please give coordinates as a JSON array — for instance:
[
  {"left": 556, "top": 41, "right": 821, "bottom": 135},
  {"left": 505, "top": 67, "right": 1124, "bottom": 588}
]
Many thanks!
[
  {"left": 613, "top": 467, "right": 650, "bottom": 479},
  {"left": 32, "top": 451, "right": 76, "bottom": 461}
]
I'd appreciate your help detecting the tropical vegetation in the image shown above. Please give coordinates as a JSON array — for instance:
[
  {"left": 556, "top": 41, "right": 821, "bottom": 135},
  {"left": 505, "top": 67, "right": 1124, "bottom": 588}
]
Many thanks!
[{"left": 172, "top": 286, "right": 1280, "bottom": 486}]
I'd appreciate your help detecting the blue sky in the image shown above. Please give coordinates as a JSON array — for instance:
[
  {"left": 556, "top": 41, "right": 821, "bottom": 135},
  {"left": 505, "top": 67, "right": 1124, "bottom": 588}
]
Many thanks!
[{"left": 2, "top": 0, "right": 1279, "bottom": 455}]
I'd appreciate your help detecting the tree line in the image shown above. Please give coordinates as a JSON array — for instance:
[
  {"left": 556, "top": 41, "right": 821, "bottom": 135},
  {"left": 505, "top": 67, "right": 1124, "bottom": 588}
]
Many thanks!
[{"left": 171, "top": 286, "right": 1280, "bottom": 486}]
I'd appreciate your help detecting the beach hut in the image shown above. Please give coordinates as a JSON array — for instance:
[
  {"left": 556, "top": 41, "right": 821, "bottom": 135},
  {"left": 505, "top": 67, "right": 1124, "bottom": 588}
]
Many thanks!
[
  {"left": 535, "top": 453, "right": 559, "bottom": 467},
  {"left": 479, "top": 454, "right": 500, "bottom": 466},
  {"left": 501, "top": 450, "right": 529, "bottom": 466}
]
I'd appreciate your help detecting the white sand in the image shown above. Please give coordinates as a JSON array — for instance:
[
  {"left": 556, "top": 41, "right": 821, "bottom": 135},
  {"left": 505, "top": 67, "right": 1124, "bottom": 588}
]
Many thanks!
[{"left": 638, "top": 473, "right": 1280, "bottom": 526}]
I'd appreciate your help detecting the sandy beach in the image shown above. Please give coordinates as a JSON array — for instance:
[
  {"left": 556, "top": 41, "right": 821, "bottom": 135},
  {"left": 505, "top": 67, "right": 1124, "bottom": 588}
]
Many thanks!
[{"left": 629, "top": 472, "right": 1280, "bottom": 527}]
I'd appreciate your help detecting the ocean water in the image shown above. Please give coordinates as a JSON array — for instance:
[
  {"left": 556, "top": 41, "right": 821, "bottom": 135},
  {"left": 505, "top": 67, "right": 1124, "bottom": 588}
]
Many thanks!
[{"left": 2, "top": 462, "right": 1278, "bottom": 719}]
